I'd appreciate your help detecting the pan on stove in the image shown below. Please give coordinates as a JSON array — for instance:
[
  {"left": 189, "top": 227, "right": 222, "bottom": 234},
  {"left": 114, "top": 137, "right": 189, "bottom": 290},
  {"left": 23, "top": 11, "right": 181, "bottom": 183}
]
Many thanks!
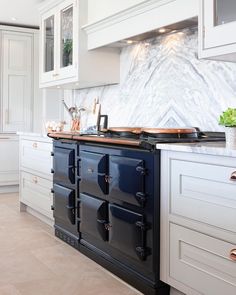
[
  {"left": 141, "top": 127, "right": 199, "bottom": 139},
  {"left": 99, "top": 127, "right": 142, "bottom": 138}
]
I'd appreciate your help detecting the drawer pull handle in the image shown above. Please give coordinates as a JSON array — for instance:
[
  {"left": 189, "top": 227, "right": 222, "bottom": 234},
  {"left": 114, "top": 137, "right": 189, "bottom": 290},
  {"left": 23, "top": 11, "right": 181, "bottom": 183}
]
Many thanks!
[
  {"left": 33, "top": 142, "right": 38, "bottom": 149},
  {"left": 230, "top": 171, "right": 236, "bottom": 181},
  {"left": 230, "top": 249, "right": 236, "bottom": 261},
  {"left": 33, "top": 177, "right": 38, "bottom": 184}
]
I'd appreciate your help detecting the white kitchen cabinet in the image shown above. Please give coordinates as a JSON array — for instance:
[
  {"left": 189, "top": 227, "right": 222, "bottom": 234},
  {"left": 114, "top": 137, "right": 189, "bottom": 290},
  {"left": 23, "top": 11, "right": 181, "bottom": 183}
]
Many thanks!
[
  {"left": 19, "top": 134, "right": 53, "bottom": 225},
  {"left": 2, "top": 31, "right": 32, "bottom": 132},
  {"left": 160, "top": 150, "right": 236, "bottom": 295},
  {"left": 39, "top": 0, "right": 119, "bottom": 89},
  {"left": 199, "top": 0, "right": 236, "bottom": 62},
  {"left": 0, "top": 135, "right": 19, "bottom": 193},
  {"left": 0, "top": 25, "right": 39, "bottom": 133},
  {"left": 84, "top": 0, "right": 198, "bottom": 50}
]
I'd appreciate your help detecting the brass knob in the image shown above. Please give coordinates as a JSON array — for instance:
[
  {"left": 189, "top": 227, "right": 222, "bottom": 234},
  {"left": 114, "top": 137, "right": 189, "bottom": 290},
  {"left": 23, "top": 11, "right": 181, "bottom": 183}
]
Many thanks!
[
  {"left": 32, "top": 142, "right": 37, "bottom": 149},
  {"left": 230, "top": 249, "right": 236, "bottom": 261},
  {"left": 230, "top": 171, "right": 236, "bottom": 181}
]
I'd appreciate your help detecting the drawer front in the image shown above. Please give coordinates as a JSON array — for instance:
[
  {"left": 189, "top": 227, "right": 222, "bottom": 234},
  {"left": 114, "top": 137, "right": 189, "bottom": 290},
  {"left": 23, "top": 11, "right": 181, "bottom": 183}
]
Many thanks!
[
  {"left": 170, "top": 223, "right": 236, "bottom": 295},
  {"left": 20, "top": 140, "right": 52, "bottom": 176},
  {"left": 170, "top": 159, "right": 236, "bottom": 233},
  {"left": 20, "top": 171, "right": 53, "bottom": 219}
]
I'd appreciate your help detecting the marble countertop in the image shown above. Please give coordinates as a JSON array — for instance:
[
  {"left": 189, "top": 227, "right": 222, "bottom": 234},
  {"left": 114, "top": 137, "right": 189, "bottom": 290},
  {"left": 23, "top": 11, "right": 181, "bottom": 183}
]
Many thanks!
[
  {"left": 156, "top": 142, "right": 236, "bottom": 157},
  {"left": 17, "top": 132, "right": 51, "bottom": 141}
]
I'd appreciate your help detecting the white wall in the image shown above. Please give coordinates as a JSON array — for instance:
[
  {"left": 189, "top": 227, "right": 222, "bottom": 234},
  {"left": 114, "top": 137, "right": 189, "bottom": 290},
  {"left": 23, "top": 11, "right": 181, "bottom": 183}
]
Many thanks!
[{"left": 88, "top": 0, "right": 146, "bottom": 23}]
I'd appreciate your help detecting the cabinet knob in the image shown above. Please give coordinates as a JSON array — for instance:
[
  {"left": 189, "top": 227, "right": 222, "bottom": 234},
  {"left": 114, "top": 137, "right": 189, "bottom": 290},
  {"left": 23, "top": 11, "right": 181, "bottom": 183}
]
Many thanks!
[
  {"left": 32, "top": 142, "right": 38, "bottom": 149},
  {"left": 230, "top": 171, "right": 236, "bottom": 181},
  {"left": 52, "top": 73, "right": 59, "bottom": 77},
  {"left": 230, "top": 249, "right": 236, "bottom": 261},
  {"left": 32, "top": 176, "right": 38, "bottom": 184}
]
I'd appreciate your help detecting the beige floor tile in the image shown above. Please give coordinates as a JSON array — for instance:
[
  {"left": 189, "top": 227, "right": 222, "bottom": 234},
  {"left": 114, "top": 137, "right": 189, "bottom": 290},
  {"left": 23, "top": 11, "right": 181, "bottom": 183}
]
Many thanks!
[
  {"left": 0, "top": 284, "right": 21, "bottom": 295},
  {"left": 0, "top": 194, "right": 142, "bottom": 295}
]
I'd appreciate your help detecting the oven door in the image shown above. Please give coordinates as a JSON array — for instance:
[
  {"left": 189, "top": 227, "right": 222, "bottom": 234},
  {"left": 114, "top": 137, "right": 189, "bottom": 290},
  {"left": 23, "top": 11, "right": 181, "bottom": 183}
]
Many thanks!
[
  {"left": 109, "top": 156, "right": 146, "bottom": 207},
  {"left": 53, "top": 146, "right": 75, "bottom": 187},
  {"left": 79, "top": 193, "right": 108, "bottom": 242},
  {"left": 80, "top": 151, "right": 108, "bottom": 197},
  {"left": 53, "top": 184, "right": 76, "bottom": 230},
  {"left": 109, "top": 204, "right": 150, "bottom": 262}
]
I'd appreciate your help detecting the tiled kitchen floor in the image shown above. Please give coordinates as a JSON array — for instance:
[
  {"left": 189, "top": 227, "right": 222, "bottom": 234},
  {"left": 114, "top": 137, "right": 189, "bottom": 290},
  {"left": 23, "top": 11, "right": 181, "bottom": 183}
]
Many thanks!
[{"left": 0, "top": 194, "right": 142, "bottom": 295}]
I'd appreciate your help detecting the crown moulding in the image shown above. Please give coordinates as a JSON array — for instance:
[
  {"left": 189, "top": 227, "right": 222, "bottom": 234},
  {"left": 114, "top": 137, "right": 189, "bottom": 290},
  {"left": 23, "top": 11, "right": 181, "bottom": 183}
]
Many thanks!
[{"left": 82, "top": 0, "right": 198, "bottom": 50}]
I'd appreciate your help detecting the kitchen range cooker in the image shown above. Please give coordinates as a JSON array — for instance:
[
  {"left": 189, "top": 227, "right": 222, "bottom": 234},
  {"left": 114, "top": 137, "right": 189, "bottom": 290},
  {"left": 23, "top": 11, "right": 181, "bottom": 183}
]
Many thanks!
[{"left": 48, "top": 127, "right": 225, "bottom": 295}]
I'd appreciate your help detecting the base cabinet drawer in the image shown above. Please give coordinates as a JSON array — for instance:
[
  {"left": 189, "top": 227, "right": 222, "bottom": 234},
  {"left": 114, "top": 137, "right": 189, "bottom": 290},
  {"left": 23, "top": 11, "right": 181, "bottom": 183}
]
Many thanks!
[
  {"left": 170, "top": 158, "right": 236, "bottom": 233},
  {"left": 20, "top": 171, "right": 53, "bottom": 219},
  {"left": 20, "top": 140, "right": 52, "bottom": 176},
  {"left": 170, "top": 223, "right": 236, "bottom": 295}
]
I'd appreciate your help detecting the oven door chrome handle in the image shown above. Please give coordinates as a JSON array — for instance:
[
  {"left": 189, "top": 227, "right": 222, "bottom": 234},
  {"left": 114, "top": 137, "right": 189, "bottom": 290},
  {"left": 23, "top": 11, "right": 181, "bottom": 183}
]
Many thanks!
[
  {"left": 136, "top": 166, "right": 148, "bottom": 176},
  {"left": 136, "top": 192, "right": 147, "bottom": 206},
  {"left": 66, "top": 205, "right": 75, "bottom": 225},
  {"left": 97, "top": 219, "right": 107, "bottom": 224}
]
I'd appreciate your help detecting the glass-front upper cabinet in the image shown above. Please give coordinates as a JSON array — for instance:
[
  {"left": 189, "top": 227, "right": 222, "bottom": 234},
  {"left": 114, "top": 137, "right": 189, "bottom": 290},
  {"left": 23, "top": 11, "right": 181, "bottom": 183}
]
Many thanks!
[
  {"left": 203, "top": 0, "right": 236, "bottom": 49},
  {"left": 40, "top": 0, "right": 77, "bottom": 85},
  {"left": 57, "top": 0, "right": 77, "bottom": 80},
  {"left": 41, "top": 8, "right": 57, "bottom": 83},
  {"left": 39, "top": 0, "right": 119, "bottom": 88}
]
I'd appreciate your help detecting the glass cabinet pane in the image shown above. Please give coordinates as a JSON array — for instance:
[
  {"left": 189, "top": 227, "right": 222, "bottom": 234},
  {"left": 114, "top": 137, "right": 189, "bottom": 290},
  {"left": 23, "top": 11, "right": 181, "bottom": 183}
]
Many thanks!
[
  {"left": 44, "top": 16, "right": 54, "bottom": 72},
  {"left": 215, "top": 0, "right": 236, "bottom": 26},
  {"left": 61, "top": 6, "right": 73, "bottom": 68}
]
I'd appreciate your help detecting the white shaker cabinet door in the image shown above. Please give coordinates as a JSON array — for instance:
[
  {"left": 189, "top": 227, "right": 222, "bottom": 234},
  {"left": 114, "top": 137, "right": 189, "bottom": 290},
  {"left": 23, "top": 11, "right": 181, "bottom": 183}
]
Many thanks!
[{"left": 2, "top": 31, "right": 32, "bottom": 132}]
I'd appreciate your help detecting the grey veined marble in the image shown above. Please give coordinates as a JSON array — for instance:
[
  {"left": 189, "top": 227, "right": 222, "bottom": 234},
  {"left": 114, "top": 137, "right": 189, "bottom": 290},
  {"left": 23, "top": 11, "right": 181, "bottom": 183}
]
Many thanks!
[{"left": 75, "top": 27, "right": 236, "bottom": 131}]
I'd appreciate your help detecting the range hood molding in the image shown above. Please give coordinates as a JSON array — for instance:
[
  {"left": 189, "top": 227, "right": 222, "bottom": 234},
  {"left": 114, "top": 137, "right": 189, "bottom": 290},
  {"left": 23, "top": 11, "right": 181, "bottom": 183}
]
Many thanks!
[{"left": 83, "top": 0, "right": 199, "bottom": 50}]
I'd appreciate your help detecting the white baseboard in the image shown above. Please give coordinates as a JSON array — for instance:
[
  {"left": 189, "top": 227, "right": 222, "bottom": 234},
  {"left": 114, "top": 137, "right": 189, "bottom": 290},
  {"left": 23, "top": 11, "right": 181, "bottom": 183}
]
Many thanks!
[
  {"left": 0, "top": 185, "right": 19, "bottom": 194},
  {"left": 20, "top": 204, "right": 54, "bottom": 227}
]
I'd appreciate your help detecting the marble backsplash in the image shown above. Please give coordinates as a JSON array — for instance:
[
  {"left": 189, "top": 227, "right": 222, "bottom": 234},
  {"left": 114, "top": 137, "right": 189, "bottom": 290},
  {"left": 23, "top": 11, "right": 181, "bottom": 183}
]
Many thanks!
[{"left": 74, "top": 27, "right": 236, "bottom": 131}]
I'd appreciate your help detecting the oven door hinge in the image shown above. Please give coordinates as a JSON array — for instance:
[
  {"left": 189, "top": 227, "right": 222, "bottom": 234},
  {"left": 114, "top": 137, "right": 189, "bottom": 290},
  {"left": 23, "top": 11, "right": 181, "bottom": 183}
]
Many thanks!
[
  {"left": 135, "top": 221, "right": 150, "bottom": 231},
  {"left": 136, "top": 192, "right": 147, "bottom": 206},
  {"left": 135, "top": 246, "right": 151, "bottom": 261}
]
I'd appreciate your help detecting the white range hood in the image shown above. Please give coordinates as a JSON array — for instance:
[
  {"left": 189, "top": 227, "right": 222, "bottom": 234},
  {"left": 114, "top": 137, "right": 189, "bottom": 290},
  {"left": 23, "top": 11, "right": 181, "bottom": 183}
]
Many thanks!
[{"left": 83, "top": 0, "right": 199, "bottom": 49}]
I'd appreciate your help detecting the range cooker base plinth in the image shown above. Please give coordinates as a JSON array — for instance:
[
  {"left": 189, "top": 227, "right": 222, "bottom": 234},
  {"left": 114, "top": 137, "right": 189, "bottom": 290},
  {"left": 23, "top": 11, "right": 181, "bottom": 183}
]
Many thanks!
[{"left": 79, "top": 241, "right": 170, "bottom": 295}]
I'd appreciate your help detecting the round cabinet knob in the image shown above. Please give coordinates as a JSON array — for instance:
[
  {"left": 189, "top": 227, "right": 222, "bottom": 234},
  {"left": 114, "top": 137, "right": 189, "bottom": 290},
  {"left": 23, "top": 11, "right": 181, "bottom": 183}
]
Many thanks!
[
  {"left": 32, "top": 142, "right": 38, "bottom": 149},
  {"left": 230, "top": 249, "right": 236, "bottom": 261},
  {"left": 230, "top": 171, "right": 236, "bottom": 181}
]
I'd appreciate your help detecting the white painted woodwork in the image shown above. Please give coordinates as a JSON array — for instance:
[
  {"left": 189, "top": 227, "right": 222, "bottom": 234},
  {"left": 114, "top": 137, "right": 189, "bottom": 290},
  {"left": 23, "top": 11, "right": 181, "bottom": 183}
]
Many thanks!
[
  {"left": 170, "top": 223, "right": 236, "bottom": 295},
  {"left": 87, "top": 0, "right": 146, "bottom": 23},
  {"left": 20, "top": 171, "right": 53, "bottom": 220},
  {"left": 83, "top": 0, "right": 198, "bottom": 50},
  {"left": 19, "top": 135, "right": 53, "bottom": 223},
  {"left": 170, "top": 158, "right": 236, "bottom": 233},
  {"left": 160, "top": 150, "right": 236, "bottom": 295},
  {"left": 39, "top": 0, "right": 120, "bottom": 89},
  {"left": 20, "top": 139, "right": 53, "bottom": 177},
  {"left": 2, "top": 31, "right": 33, "bottom": 132},
  {"left": 0, "top": 135, "right": 19, "bottom": 187},
  {"left": 199, "top": 0, "right": 236, "bottom": 62}
]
